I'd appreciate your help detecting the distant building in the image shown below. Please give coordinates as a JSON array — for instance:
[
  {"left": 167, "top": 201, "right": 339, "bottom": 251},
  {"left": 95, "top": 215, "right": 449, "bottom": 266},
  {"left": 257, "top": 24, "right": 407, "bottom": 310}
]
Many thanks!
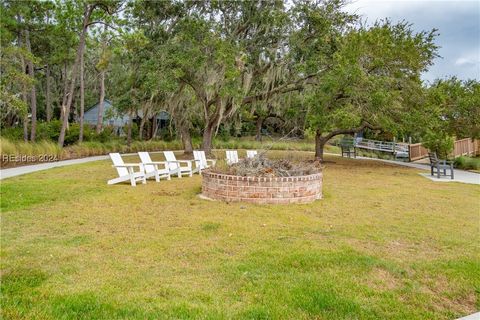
[
  {"left": 84, "top": 99, "right": 129, "bottom": 127},
  {"left": 83, "top": 99, "right": 170, "bottom": 135}
]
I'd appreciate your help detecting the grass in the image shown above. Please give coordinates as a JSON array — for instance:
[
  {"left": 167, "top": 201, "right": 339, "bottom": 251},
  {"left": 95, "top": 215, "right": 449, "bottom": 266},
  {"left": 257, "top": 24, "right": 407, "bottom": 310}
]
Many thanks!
[
  {"left": 1, "top": 150, "right": 479, "bottom": 319},
  {"left": 213, "top": 137, "right": 339, "bottom": 154},
  {"left": 0, "top": 137, "right": 340, "bottom": 168},
  {"left": 0, "top": 138, "right": 186, "bottom": 167}
]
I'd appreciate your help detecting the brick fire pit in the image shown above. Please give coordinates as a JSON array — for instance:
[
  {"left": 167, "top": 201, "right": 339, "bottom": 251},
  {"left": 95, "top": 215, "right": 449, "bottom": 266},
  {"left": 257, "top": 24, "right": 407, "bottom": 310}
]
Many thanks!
[{"left": 201, "top": 171, "right": 322, "bottom": 204}]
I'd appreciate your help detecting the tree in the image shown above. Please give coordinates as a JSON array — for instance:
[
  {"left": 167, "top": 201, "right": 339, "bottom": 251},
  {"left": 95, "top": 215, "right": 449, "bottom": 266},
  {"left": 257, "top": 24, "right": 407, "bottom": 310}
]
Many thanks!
[
  {"left": 167, "top": 84, "right": 201, "bottom": 153},
  {"left": 58, "top": 2, "right": 95, "bottom": 147},
  {"left": 148, "top": 0, "right": 299, "bottom": 154},
  {"left": 58, "top": 0, "right": 121, "bottom": 147},
  {"left": 78, "top": 46, "right": 85, "bottom": 142},
  {"left": 24, "top": 27, "right": 37, "bottom": 141},
  {"left": 0, "top": 1, "right": 43, "bottom": 140},
  {"left": 426, "top": 78, "right": 480, "bottom": 139},
  {"left": 95, "top": 24, "right": 114, "bottom": 133},
  {"left": 418, "top": 78, "right": 480, "bottom": 157},
  {"left": 305, "top": 20, "right": 438, "bottom": 160}
]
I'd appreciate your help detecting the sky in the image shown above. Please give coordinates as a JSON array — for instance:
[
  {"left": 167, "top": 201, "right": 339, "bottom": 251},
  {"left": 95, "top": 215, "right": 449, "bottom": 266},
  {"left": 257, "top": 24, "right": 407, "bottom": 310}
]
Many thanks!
[{"left": 343, "top": 0, "right": 480, "bottom": 83}]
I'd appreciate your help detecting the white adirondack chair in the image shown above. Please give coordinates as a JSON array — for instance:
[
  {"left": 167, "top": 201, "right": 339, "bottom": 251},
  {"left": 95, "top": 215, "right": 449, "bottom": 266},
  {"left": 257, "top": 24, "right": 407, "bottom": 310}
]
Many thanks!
[
  {"left": 246, "top": 150, "right": 258, "bottom": 158},
  {"left": 138, "top": 152, "right": 171, "bottom": 182},
  {"left": 193, "top": 150, "right": 216, "bottom": 174},
  {"left": 108, "top": 153, "right": 146, "bottom": 187},
  {"left": 163, "top": 151, "right": 194, "bottom": 177},
  {"left": 226, "top": 150, "right": 239, "bottom": 165}
]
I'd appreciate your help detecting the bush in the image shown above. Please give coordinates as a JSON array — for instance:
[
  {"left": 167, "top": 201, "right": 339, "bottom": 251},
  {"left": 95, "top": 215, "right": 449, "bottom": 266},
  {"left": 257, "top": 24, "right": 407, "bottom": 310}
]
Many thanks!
[
  {"left": 3, "top": 121, "right": 112, "bottom": 145},
  {"left": 454, "top": 156, "right": 480, "bottom": 171},
  {"left": 422, "top": 131, "right": 454, "bottom": 159},
  {"left": 91, "top": 126, "right": 116, "bottom": 143},
  {"left": 1, "top": 127, "right": 24, "bottom": 140},
  {"left": 36, "top": 120, "right": 61, "bottom": 141},
  {"left": 217, "top": 125, "right": 231, "bottom": 142},
  {"left": 122, "top": 123, "right": 139, "bottom": 140}
]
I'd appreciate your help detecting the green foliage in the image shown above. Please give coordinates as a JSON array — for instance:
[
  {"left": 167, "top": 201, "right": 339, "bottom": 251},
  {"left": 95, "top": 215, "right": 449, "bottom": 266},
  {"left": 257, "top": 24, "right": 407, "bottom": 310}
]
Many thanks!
[
  {"left": 422, "top": 130, "right": 454, "bottom": 158},
  {"left": 306, "top": 20, "right": 438, "bottom": 140},
  {"left": 1, "top": 127, "right": 24, "bottom": 140},
  {"left": 91, "top": 126, "right": 115, "bottom": 143},
  {"left": 216, "top": 125, "right": 232, "bottom": 142},
  {"left": 454, "top": 156, "right": 480, "bottom": 171},
  {"left": 1, "top": 0, "right": 473, "bottom": 161},
  {"left": 423, "top": 78, "right": 480, "bottom": 140}
]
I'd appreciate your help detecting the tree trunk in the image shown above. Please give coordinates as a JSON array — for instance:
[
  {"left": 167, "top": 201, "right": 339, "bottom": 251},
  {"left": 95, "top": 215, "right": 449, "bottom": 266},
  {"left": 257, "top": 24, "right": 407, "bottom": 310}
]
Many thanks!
[
  {"left": 255, "top": 116, "right": 264, "bottom": 141},
  {"left": 96, "top": 70, "right": 105, "bottom": 133},
  {"left": 58, "top": 4, "right": 94, "bottom": 147},
  {"left": 202, "top": 123, "right": 214, "bottom": 155},
  {"left": 146, "top": 118, "right": 152, "bottom": 140},
  {"left": 46, "top": 64, "right": 52, "bottom": 122},
  {"left": 25, "top": 28, "right": 36, "bottom": 142},
  {"left": 59, "top": 63, "right": 68, "bottom": 123},
  {"left": 138, "top": 115, "right": 146, "bottom": 140},
  {"left": 180, "top": 124, "right": 193, "bottom": 154},
  {"left": 18, "top": 25, "right": 28, "bottom": 142},
  {"left": 151, "top": 113, "right": 158, "bottom": 139},
  {"left": 22, "top": 114, "right": 29, "bottom": 141},
  {"left": 315, "top": 131, "right": 326, "bottom": 161},
  {"left": 127, "top": 112, "right": 133, "bottom": 147},
  {"left": 79, "top": 50, "right": 85, "bottom": 142}
]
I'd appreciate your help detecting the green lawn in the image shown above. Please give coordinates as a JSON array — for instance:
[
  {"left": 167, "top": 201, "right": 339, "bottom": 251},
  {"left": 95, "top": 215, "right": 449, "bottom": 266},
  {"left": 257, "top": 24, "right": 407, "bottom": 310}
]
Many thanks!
[{"left": 1, "top": 151, "right": 479, "bottom": 319}]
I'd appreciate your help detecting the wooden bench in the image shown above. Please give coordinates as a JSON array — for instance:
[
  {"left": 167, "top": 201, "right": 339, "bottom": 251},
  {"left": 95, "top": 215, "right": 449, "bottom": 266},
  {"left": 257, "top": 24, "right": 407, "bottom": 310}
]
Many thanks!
[{"left": 428, "top": 152, "right": 454, "bottom": 179}]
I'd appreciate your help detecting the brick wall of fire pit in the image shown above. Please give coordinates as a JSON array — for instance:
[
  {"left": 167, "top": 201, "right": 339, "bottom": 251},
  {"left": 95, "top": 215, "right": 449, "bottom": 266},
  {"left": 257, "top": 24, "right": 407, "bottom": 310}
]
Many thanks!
[{"left": 201, "top": 171, "right": 322, "bottom": 204}]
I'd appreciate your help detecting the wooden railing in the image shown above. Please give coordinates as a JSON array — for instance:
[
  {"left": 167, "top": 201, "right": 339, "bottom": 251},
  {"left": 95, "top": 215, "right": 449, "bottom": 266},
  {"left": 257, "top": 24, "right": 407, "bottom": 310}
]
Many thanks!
[
  {"left": 453, "top": 138, "right": 478, "bottom": 157},
  {"left": 408, "top": 138, "right": 480, "bottom": 161},
  {"left": 408, "top": 143, "right": 429, "bottom": 161},
  {"left": 342, "top": 136, "right": 479, "bottom": 162}
]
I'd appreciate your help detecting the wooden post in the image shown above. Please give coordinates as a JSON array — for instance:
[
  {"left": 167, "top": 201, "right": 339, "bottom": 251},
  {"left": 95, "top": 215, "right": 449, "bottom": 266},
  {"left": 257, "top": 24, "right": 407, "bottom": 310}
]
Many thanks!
[{"left": 393, "top": 137, "right": 396, "bottom": 158}]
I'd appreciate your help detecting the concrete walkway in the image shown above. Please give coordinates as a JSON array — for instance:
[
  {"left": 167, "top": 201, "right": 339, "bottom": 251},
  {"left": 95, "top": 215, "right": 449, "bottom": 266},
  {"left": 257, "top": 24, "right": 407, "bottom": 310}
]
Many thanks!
[
  {"left": 0, "top": 155, "right": 110, "bottom": 180},
  {"left": 324, "top": 153, "right": 480, "bottom": 185},
  {"left": 0, "top": 151, "right": 177, "bottom": 180},
  {"left": 456, "top": 312, "right": 480, "bottom": 320},
  {"left": 1, "top": 151, "right": 479, "bottom": 185}
]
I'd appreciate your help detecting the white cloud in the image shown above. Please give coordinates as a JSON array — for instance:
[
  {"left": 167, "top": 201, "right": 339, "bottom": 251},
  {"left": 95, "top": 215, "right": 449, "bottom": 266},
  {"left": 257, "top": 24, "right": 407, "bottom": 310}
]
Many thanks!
[{"left": 455, "top": 56, "right": 478, "bottom": 67}]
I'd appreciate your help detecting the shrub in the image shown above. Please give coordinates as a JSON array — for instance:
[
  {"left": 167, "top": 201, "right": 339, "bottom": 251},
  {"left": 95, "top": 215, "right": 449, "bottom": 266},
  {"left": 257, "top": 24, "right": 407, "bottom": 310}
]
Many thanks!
[
  {"left": 36, "top": 120, "right": 61, "bottom": 141},
  {"left": 422, "top": 131, "right": 454, "bottom": 159},
  {"left": 1, "top": 127, "right": 24, "bottom": 140},
  {"left": 454, "top": 156, "right": 480, "bottom": 171},
  {"left": 91, "top": 126, "right": 116, "bottom": 143}
]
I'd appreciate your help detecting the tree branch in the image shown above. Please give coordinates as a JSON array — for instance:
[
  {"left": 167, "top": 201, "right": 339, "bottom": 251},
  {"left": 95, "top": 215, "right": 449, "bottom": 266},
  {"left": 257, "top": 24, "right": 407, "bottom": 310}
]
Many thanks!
[
  {"left": 322, "top": 121, "right": 382, "bottom": 142},
  {"left": 242, "top": 69, "right": 324, "bottom": 105},
  {"left": 86, "top": 21, "right": 119, "bottom": 31}
]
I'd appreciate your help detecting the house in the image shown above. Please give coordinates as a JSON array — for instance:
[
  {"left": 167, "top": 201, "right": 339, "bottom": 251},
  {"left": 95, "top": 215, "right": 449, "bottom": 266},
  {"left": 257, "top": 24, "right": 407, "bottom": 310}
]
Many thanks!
[
  {"left": 83, "top": 99, "right": 129, "bottom": 127},
  {"left": 83, "top": 99, "right": 170, "bottom": 135}
]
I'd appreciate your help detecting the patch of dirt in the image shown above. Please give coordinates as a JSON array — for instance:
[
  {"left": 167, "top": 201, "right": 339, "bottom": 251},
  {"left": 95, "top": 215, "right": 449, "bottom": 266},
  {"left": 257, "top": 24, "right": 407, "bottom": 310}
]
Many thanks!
[
  {"left": 151, "top": 190, "right": 180, "bottom": 196},
  {"left": 421, "top": 275, "right": 478, "bottom": 315},
  {"left": 367, "top": 267, "right": 400, "bottom": 291}
]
